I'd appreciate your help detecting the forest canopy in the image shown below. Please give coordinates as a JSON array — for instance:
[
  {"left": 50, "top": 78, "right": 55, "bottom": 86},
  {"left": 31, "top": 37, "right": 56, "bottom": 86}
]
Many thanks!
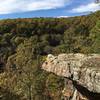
[{"left": 0, "top": 11, "right": 100, "bottom": 100}]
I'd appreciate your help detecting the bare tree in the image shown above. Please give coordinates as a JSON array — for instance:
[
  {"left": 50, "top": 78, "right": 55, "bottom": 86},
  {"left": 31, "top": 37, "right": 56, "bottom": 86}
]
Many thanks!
[{"left": 95, "top": 0, "right": 100, "bottom": 4}]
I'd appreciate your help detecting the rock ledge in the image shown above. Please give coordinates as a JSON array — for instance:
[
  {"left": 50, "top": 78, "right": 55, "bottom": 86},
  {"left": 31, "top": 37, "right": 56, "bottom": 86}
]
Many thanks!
[{"left": 42, "top": 53, "right": 100, "bottom": 93}]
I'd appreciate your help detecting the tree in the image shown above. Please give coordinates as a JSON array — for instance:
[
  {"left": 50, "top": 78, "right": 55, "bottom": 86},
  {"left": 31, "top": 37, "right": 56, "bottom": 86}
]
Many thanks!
[
  {"left": 6, "top": 38, "right": 49, "bottom": 100},
  {"left": 63, "top": 29, "right": 76, "bottom": 53},
  {"left": 89, "top": 21, "right": 100, "bottom": 53},
  {"left": 46, "top": 74, "right": 64, "bottom": 100},
  {"left": 95, "top": 0, "right": 100, "bottom": 3}
]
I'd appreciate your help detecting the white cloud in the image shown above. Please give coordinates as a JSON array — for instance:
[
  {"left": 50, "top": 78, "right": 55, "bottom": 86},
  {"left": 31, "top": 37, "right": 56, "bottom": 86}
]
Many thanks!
[
  {"left": 71, "top": 2, "right": 100, "bottom": 13},
  {"left": 57, "top": 16, "right": 69, "bottom": 18},
  {"left": 0, "top": 0, "right": 70, "bottom": 14}
]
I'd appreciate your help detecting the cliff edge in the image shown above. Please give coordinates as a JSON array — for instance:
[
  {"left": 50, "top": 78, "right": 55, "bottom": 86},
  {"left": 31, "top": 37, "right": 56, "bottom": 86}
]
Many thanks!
[{"left": 42, "top": 53, "right": 100, "bottom": 94}]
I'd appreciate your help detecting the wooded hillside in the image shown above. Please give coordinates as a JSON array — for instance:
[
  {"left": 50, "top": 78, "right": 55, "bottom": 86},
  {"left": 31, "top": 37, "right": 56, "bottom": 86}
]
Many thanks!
[{"left": 0, "top": 11, "right": 100, "bottom": 100}]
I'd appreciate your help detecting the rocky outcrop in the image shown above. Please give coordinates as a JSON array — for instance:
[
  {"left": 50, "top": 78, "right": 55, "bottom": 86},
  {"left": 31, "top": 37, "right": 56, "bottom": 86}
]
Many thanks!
[{"left": 42, "top": 53, "right": 100, "bottom": 100}]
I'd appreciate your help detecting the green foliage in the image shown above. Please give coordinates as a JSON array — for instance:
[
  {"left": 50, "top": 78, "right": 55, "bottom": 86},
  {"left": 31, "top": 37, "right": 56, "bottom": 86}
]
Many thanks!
[
  {"left": 0, "top": 11, "right": 100, "bottom": 100},
  {"left": 46, "top": 74, "right": 64, "bottom": 100},
  {"left": 89, "top": 20, "right": 100, "bottom": 53}
]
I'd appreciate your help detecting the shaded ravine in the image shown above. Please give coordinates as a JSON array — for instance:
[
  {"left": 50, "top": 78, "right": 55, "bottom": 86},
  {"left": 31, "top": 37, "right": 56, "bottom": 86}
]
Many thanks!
[
  {"left": 68, "top": 78, "right": 100, "bottom": 100},
  {"left": 59, "top": 76, "right": 100, "bottom": 100}
]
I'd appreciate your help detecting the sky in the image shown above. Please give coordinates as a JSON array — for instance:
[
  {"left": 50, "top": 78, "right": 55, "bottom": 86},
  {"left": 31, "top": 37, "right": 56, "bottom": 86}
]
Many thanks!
[{"left": 0, "top": 0, "right": 100, "bottom": 19}]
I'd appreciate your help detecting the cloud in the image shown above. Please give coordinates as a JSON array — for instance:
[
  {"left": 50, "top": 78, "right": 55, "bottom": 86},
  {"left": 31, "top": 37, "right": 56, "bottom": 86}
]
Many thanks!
[
  {"left": 0, "top": 0, "right": 70, "bottom": 14},
  {"left": 71, "top": 2, "right": 100, "bottom": 13},
  {"left": 57, "top": 16, "right": 69, "bottom": 18}
]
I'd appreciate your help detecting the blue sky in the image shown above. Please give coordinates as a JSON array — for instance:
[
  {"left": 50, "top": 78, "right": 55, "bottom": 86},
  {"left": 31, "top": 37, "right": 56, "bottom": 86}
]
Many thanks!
[{"left": 0, "top": 0, "right": 100, "bottom": 19}]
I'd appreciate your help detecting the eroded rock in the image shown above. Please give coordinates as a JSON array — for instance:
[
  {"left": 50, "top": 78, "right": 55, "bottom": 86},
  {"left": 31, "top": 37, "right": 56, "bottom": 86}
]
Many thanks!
[{"left": 42, "top": 53, "right": 100, "bottom": 95}]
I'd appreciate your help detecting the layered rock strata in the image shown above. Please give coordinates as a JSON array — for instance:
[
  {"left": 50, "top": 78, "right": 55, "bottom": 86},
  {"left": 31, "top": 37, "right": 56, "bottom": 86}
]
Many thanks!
[{"left": 42, "top": 53, "right": 100, "bottom": 100}]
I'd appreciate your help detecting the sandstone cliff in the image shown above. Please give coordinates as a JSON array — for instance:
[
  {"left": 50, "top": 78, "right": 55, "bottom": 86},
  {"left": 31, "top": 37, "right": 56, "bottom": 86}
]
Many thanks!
[{"left": 42, "top": 53, "right": 100, "bottom": 100}]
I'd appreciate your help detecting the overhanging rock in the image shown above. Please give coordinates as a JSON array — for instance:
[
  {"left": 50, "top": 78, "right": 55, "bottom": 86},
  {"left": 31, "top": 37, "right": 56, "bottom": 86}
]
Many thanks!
[{"left": 42, "top": 53, "right": 100, "bottom": 93}]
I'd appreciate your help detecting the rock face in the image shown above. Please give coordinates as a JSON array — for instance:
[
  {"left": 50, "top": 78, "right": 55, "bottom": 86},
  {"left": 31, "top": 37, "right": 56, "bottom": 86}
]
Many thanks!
[{"left": 42, "top": 53, "right": 100, "bottom": 100}]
